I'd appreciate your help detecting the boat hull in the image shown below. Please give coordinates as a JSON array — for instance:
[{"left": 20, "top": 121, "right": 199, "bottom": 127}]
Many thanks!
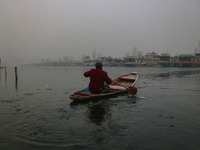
[{"left": 70, "top": 72, "right": 138, "bottom": 101}]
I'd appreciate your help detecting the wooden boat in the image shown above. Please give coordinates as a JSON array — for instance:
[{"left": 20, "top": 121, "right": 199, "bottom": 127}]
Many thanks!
[{"left": 70, "top": 72, "right": 138, "bottom": 101}]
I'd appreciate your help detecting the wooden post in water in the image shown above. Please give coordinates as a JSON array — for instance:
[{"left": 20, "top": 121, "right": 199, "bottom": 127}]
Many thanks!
[
  {"left": 0, "top": 58, "right": 2, "bottom": 81},
  {"left": 0, "top": 67, "right": 1, "bottom": 81},
  {"left": 5, "top": 67, "right": 7, "bottom": 83},
  {"left": 15, "top": 66, "right": 18, "bottom": 80},
  {"left": 15, "top": 66, "right": 18, "bottom": 90}
]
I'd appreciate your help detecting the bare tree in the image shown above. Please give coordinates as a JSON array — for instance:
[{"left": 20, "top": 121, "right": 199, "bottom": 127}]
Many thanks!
[
  {"left": 138, "top": 51, "right": 143, "bottom": 58},
  {"left": 198, "top": 40, "right": 200, "bottom": 48},
  {"left": 134, "top": 47, "right": 138, "bottom": 58},
  {"left": 194, "top": 40, "right": 200, "bottom": 53},
  {"left": 125, "top": 52, "right": 130, "bottom": 57},
  {"left": 97, "top": 53, "right": 102, "bottom": 61},
  {"left": 92, "top": 49, "right": 96, "bottom": 61},
  {"left": 194, "top": 47, "right": 198, "bottom": 53},
  {"left": 81, "top": 54, "right": 86, "bottom": 61},
  {"left": 131, "top": 47, "right": 138, "bottom": 58}
]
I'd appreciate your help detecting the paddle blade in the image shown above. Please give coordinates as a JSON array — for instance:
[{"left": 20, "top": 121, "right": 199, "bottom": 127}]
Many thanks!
[{"left": 127, "top": 86, "right": 137, "bottom": 96}]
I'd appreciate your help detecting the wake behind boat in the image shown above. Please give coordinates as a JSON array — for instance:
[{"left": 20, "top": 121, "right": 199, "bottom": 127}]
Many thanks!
[{"left": 70, "top": 72, "right": 138, "bottom": 101}]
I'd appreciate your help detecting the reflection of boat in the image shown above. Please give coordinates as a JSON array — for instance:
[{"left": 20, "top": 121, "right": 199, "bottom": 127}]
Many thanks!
[
  {"left": 87, "top": 103, "right": 109, "bottom": 125},
  {"left": 70, "top": 72, "right": 138, "bottom": 101}
]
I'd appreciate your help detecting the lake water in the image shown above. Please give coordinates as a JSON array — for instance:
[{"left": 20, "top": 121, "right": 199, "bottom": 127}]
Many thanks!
[{"left": 0, "top": 66, "right": 200, "bottom": 150}]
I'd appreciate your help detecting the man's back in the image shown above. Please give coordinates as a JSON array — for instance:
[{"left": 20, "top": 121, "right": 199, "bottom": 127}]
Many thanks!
[{"left": 84, "top": 68, "right": 112, "bottom": 94}]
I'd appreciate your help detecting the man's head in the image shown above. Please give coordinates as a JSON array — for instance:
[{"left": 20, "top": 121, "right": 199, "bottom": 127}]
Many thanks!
[{"left": 95, "top": 62, "right": 103, "bottom": 68}]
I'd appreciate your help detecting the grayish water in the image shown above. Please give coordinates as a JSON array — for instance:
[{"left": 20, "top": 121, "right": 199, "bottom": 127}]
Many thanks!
[{"left": 0, "top": 66, "right": 200, "bottom": 150}]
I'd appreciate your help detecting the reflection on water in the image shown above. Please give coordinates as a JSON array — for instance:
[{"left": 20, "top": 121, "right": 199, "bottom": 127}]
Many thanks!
[
  {"left": 87, "top": 102, "right": 110, "bottom": 125},
  {"left": 0, "top": 67, "right": 7, "bottom": 85},
  {"left": 70, "top": 100, "right": 110, "bottom": 126},
  {"left": 145, "top": 69, "right": 200, "bottom": 79},
  {"left": 71, "top": 95, "right": 138, "bottom": 126},
  {"left": 1, "top": 66, "right": 200, "bottom": 150},
  {"left": 15, "top": 78, "right": 18, "bottom": 91}
]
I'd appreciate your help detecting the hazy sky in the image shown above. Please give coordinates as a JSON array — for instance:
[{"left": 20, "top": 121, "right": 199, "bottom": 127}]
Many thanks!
[{"left": 0, "top": 0, "right": 200, "bottom": 64}]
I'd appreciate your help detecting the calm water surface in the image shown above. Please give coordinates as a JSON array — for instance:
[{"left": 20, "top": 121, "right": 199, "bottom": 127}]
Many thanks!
[{"left": 0, "top": 66, "right": 200, "bottom": 150}]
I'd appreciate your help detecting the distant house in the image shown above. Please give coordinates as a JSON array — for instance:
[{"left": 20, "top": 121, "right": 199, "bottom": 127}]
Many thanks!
[
  {"left": 174, "top": 54, "right": 200, "bottom": 67},
  {"left": 123, "top": 56, "right": 136, "bottom": 67},
  {"left": 194, "top": 52, "right": 200, "bottom": 57},
  {"left": 143, "top": 52, "right": 160, "bottom": 66},
  {"left": 112, "top": 58, "right": 123, "bottom": 66},
  {"left": 83, "top": 56, "right": 94, "bottom": 66},
  {"left": 158, "top": 53, "right": 175, "bottom": 67},
  {"left": 98, "top": 56, "right": 113, "bottom": 66},
  {"left": 134, "top": 57, "right": 146, "bottom": 67}
]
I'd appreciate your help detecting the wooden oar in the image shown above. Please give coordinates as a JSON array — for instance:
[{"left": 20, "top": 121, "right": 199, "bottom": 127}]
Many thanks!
[{"left": 112, "top": 80, "right": 137, "bottom": 96}]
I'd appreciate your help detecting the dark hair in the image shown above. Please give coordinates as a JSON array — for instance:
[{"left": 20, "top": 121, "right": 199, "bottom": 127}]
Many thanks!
[{"left": 95, "top": 62, "right": 103, "bottom": 68}]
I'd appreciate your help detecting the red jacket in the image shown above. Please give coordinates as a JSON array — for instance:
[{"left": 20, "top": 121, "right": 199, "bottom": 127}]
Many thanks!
[{"left": 84, "top": 68, "right": 112, "bottom": 94}]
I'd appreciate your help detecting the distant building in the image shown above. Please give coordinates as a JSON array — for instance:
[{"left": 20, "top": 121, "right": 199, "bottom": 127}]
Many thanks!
[
  {"left": 174, "top": 54, "right": 200, "bottom": 67},
  {"left": 158, "top": 55, "right": 175, "bottom": 67},
  {"left": 98, "top": 56, "right": 113, "bottom": 66},
  {"left": 112, "top": 58, "right": 123, "bottom": 66},
  {"left": 158, "top": 53, "right": 200, "bottom": 67},
  {"left": 143, "top": 52, "right": 160, "bottom": 66},
  {"left": 123, "top": 56, "right": 136, "bottom": 67},
  {"left": 83, "top": 56, "right": 94, "bottom": 66},
  {"left": 194, "top": 51, "right": 200, "bottom": 57}
]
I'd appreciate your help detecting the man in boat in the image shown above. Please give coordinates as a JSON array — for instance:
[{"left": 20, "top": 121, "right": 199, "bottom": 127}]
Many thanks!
[{"left": 84, "top": 62, "right": 112, "bottom": 94}]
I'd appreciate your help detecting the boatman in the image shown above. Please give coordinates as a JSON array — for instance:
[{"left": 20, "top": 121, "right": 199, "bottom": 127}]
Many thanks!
[{"left": 84, "top": 62, "right": 112, "bottom": 94}]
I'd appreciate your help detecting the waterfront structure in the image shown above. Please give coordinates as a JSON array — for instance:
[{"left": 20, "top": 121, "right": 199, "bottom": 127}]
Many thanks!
[
  {"left": 174, "top": 54, "right": 200, "bottom": 67},
  {"left": 83, "top": 56, "right": 94, "bottom": 66},
  {"left": 158, "top": 53, "right": 200, "bottom": 67},
  {"left": 98, "top": 56, "right": 113, "bottom": 66},
  {"left": 112, "top": 58, "right": 123, "bottom": 66},
  {"left": 122, "top": 52, "right": 160, "bottom": 67},
  {"left": 158, "top": 53, "right": 175, "bottom": 67},
  {"left": 123, "top": 56, "right": 136, "bottom": 67},
  {"left": 194, "top": 51, "right": 200, "bottom": 57},
  {"left": 134, "top": 57, "right": 146, "bottom": 67},
  {"left": 143, "top": 52, "right": 160, "bottom": 66},
  {"left": 35, "top": 51, "right": 200, "bottom": 67}
]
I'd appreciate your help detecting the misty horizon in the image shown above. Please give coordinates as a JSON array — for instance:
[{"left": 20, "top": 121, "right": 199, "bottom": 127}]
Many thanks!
[{"left": 1, "top": 0, "right": 200, "bottom": 65}]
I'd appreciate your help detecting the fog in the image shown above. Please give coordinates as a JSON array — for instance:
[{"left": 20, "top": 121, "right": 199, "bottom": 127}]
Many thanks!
[{"left": 0, "top": 0, "right": 200, "bottom": 65}]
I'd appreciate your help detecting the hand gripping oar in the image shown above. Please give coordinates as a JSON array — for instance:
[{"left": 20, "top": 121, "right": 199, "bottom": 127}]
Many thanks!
[{"left": 112, "top": 80, "right": 137, "bottom": 96}]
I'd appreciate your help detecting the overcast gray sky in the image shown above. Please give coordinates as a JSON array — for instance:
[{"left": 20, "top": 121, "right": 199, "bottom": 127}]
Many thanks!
[{"left": 0, "top": 0, "right": 200, "bottom": 65}]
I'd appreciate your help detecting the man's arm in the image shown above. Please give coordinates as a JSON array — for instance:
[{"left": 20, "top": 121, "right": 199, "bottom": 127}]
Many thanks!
[
  {"left": 84, "top": 70, "right": 91, "bottom": 77},
  {"left": 105, "top": 73, "right": 112, "bottom": 84}
]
